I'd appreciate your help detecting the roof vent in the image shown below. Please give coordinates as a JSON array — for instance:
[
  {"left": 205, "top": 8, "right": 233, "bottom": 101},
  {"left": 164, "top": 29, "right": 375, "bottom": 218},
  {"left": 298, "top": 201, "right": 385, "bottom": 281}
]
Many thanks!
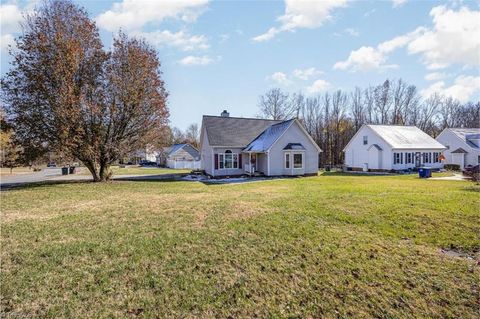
[{"left": 221, "top": 110, "right": 230, "bottom": 117}]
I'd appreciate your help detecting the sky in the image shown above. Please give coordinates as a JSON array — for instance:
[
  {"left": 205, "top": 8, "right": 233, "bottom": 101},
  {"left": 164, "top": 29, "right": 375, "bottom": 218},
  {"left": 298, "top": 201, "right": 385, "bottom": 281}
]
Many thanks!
[{"left": 1, "top": 0, "right": 479, "bottom": 130}]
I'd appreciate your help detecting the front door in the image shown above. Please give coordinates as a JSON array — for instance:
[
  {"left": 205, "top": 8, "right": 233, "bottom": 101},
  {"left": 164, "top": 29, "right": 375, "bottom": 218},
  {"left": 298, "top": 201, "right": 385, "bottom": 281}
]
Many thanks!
[{"left": 415, "top": 152, "right": 421, "bottom": 167}]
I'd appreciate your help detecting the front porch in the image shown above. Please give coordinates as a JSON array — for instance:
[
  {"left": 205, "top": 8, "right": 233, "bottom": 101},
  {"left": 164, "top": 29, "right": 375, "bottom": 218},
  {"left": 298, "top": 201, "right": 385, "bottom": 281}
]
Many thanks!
[{"left": 243, "top": 152, "right": 268, "bottom": 176}]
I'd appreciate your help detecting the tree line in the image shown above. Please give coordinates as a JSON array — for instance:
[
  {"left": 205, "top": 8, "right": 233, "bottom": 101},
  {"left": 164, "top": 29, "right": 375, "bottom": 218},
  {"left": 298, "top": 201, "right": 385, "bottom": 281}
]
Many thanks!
[{"left": 257, "top": 80, "right": 479, "bottom": 165}]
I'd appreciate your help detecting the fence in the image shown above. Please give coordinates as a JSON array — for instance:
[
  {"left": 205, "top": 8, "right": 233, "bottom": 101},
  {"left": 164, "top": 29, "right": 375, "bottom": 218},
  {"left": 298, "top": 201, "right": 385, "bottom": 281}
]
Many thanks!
[{"left": 166, "top": 160, "right": 201, "bottom": 170}]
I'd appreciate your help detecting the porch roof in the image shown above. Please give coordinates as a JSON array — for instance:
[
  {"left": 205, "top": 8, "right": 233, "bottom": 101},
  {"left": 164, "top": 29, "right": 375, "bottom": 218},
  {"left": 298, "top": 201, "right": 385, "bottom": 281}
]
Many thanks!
[
  {"left": 243, "top": 119, "right": 294, "bottom": 152},
  {"left": 283, "top": 143, "right": 306, "bottom": 150}
]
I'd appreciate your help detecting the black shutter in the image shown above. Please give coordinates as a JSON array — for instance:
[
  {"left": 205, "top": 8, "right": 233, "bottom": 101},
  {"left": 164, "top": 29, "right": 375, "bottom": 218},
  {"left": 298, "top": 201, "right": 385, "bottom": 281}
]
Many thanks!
[{"left": 214, "top": 154, "right": 218, "bottom": 170}]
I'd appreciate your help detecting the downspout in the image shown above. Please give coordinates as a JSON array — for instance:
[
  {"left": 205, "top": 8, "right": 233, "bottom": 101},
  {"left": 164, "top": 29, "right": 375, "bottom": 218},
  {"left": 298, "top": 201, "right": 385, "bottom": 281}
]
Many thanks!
[{"left": 267, "top": 151, "right": 270, "bottom": 176}]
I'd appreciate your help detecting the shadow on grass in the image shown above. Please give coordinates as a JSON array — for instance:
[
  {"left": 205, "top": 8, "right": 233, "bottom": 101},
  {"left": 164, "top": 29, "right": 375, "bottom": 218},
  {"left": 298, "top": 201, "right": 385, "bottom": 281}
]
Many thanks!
[
  {"left": 320, "top": 171, "right": 399, "bottom": 177},
  {"left": 463, "top": 185, "right": 480, "bottom": 192},
  {"left": 0, "top": 175, "right": 186, "bottom": 191}
]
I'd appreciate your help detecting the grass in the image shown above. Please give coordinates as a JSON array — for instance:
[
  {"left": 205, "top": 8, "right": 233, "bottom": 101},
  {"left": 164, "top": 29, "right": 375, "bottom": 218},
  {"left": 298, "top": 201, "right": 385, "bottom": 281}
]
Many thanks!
[
  {"left": 1, "top": 173, "right": 479, "bottom": 318},
  {"left": 0, "top": 167, "right": 42, "bottom": 176},
  {"left": 78, "top": 165, "right": 191, "bottom": 176}
]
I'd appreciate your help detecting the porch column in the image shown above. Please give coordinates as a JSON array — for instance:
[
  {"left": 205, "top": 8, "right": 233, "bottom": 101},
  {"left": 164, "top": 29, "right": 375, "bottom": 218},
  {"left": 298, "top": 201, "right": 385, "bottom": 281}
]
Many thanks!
[{"left": 249, "top": 153, "right": 251, "bottom": 174}]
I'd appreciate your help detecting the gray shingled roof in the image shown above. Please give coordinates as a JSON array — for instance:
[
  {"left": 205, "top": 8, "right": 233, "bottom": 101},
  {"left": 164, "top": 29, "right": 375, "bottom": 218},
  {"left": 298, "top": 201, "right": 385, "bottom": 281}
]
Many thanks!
[
  {"left": 202, "top": 116, "right": 282, "bottom": 147},
  {"left": 244, "top": 120, "right": 293, "bottom": 152},
  {"left": 168, "top": 143, "right": 200, "bottom": 159},
  {"left": 448, "top": 128, "right": 480, "bottom": 149}
]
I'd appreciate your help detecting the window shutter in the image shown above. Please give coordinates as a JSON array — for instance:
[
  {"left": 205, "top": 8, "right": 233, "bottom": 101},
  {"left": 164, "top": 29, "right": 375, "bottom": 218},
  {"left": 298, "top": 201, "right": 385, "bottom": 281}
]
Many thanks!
[
  {"left": 214, "top": 154, "right": 218, "bottom": 169},
  {"left": 239, "top": 154, "right": 242, "bottom": 168}
]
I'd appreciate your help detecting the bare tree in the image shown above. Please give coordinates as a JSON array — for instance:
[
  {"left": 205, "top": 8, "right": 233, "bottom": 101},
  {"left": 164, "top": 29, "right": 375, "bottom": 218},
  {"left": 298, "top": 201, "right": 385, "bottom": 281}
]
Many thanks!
[
  {"left": 185, "top": 123, "right": 200, "bottom": 148},
  {"left": 350, "top": 87, "right": 364, "bottom": 130},
  {"left": 258, "top": 88, "right": 293, "bottom": 120},
  {"left": 373, "top": 80, "right": 392, "bottom": 124}
]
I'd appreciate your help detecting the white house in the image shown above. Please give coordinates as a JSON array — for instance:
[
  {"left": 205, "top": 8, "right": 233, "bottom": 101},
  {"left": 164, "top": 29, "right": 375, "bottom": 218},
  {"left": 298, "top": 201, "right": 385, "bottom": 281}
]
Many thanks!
[
  {"left": 200, "top": 111, "right": 322, "bottom": 177},
  {"left": 158, "top": 143, "right": 201, "bottom": 169},
  {"left": 436, "top": 128, "right": 480, "bottom": 169},
  {"left": 343, "top": 125, "right": 446, "bottom": 171}
]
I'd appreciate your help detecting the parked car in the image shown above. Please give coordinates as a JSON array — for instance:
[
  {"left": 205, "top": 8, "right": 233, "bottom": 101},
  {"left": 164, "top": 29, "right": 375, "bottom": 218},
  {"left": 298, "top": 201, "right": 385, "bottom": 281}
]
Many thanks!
[
  {"left": 47, "top": 162, "right": 57, "bottom": 167},
  {"left": 462, "top": 165, "right": 479, "bottom": 178},
  {"left": 139, "top": 160, "right": 157, "bottom": 167}
]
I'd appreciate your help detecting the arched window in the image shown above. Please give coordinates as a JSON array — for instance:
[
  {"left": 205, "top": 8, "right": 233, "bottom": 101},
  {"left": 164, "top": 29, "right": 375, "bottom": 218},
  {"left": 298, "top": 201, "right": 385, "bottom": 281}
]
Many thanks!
[{"left": 218, "top": 150, "right": 239, "bottom": 169}]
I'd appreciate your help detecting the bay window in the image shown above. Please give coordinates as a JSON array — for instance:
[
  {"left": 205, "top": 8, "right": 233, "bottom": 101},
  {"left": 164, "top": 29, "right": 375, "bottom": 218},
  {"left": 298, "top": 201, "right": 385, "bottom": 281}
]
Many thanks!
[{"left": 293, "top": 153, "right": 303, "bottom": 168}]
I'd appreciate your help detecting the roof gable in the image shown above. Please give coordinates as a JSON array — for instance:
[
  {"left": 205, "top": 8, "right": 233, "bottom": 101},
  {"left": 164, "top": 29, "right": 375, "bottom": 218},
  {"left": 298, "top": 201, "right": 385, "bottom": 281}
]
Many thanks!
[
  {"left": 202, "top": 115, "right": 282, "bottom": 147},
  {"left": 168, "top": 143, "right": 199, "bottom": 158},
  {"left": 447, "top": 128, "right": 480, "bottom": 149}
]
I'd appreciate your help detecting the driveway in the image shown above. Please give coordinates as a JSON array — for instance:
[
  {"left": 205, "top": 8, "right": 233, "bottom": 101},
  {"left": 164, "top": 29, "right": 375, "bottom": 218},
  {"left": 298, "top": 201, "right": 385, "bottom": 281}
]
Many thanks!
[{"left": 430, "top": 174, "right": 467, "bottom": 181}]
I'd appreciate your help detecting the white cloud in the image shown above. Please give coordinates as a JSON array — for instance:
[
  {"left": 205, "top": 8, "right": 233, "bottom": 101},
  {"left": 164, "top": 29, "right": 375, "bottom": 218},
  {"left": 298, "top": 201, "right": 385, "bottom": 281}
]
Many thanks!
[
  {"left": 420, "top": 75, "right": 480, "bottom": 102},
  {"left": 253, "top": 0, "right": 348, "bottom": 42},
  {"left": 178, "top": 55, "right": 217, "bottom": 66},
  {"left": 392, "top": 0, "right": 407, "bottom": 8},
  {"left": 1, "top": 33, "right": 16, "bottom": 53},
  {"left": 96, "top": 0, "right": 209, "bottom": 32},
  {"left": 333, "top": 46, "right": 398, "bottom": 72},
  {"left": 334, "top": 5, "right": 480, "bottom": 72},
  {"left": 307, "top": 79, "right": 331, "bottom": 94},
  {"left": 131, "top": 30, "right": 209, "bottom": 51},
  {"left": 424, "top": 72, "right": 447, "bottom": 81},
  {"left": 0, "top": 4, "right": 23, "bottom": 34},
  {"left": 0, "top": 3, "right": 24, "bottom": 52},
  {"left": 407, "top": 5, "right": 480, "bottom": 69},
  {"left": 293, "top": 67, "right": 323, "bottom": 80},
  {"left": 266, "top": 72, "right": 292, "bottom": 86},
  {"left": 344, "top": 28, "right": 359, "bottom": 37}
]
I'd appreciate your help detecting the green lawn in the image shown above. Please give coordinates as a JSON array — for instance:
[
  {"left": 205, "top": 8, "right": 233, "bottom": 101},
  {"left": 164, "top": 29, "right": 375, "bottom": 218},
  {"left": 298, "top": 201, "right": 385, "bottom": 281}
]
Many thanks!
[
  {"left": 78, "top": 165, "right": 191, "bottom": 176},
  {"left": 1, "top": 174, "right": 479, "bottom": 318}
]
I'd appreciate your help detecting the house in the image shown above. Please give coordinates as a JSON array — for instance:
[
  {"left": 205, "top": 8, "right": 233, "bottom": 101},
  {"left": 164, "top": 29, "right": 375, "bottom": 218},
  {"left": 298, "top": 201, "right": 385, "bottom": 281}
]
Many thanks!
[
  {"left": 436, "top": 128, "right": 480, "bottom": 169},
  {"left": 158, "top": 143, "right": 201, "bottom": 169},
  {"left": 200, "top": 110, "right": 321, "bottom": 177},
  {"left": 343, "top": 125, "right": 446, "bottom": 171},
  {"left": 124, "top": 144, "right": 159, "bottom": 164}
]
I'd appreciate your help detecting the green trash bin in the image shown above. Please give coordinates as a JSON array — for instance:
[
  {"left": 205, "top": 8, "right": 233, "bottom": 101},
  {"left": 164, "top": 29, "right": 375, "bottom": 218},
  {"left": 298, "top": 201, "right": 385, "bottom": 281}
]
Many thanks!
[{"left": 61, "top": 167, "right": 68, "bottom": 175}]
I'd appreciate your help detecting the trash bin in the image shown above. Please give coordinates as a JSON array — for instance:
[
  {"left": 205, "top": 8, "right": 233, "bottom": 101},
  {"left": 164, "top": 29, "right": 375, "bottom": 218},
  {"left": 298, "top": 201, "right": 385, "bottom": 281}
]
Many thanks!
[
  {"left": 418, "top": 167, "right": 431, "bottom": 178},
  {"left": 61, "top": 167, "right": 69, "bottom": 175},
  {"left": 325, "top": 165, "right": 330, "bottom": 172},
  {"left": 69, "top": 167, "right": 76, "bottom": 174}
]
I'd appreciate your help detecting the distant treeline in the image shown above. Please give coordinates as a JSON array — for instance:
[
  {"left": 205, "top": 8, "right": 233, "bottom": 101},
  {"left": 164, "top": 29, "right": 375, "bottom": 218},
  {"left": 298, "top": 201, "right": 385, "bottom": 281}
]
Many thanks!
[{"left": 257, "top": 79, "right": 480, "bottom": 165}]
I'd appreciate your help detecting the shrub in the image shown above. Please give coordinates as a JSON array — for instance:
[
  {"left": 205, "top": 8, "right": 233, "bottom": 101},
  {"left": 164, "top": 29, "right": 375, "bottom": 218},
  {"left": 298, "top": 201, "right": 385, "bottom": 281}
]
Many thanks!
[{"left": 444, "top": 164, "right": 460, "bottom": 171}]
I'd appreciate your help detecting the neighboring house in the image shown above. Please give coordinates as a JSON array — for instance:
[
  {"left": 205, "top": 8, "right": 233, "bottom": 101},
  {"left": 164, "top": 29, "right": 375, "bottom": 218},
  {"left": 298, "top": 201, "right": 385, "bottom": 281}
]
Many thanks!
[
  {"left": 343, "top": 125, "right": 446, "bottom": 171},
  {"left": 200, "top": 111, "right": 322, "bottom": 177},
  {"left": 436, "top": 128, "right": 480, "bottom": 169},
  {"left": 124, "top": 144, "right": 159, "bottom": 164},
  {"left": 158, "top": 143, "right": 201, "bottom": 169}
]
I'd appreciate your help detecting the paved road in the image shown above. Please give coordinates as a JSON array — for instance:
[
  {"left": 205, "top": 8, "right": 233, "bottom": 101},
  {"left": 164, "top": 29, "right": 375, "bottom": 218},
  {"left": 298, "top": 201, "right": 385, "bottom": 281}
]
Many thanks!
[{"left": 0, "top": 171, "right": 188, "bottom": 190}]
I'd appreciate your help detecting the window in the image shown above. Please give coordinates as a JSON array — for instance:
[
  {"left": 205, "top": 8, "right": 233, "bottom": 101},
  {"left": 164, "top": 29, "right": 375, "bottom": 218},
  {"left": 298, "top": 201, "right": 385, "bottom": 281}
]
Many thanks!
[
  {"left": 394, "top": 152, "right": 402, "bottom": 164},
  {"left": 285, "top": 153, "right": 290, "bottom": 169},
  {"left": 293, "top": 153, "right": 303, "bottom": 168},
  {"left": 363, "top": 136, "right": 368, "bottom": 145},
  {"left": 423, "top": 152, "right": 432, "bottom": 164},
  {"left": 218, "top": 150, "right": 239, "bottom": 169},
  {"left": 218, "top": 154, "right": 224, "bottom": 169},
  {"left": 406, "top": 153, "right": 413, "bottom": 164},
  {"left": 433, "top": 152, "right": 440, "bottom": 163}
]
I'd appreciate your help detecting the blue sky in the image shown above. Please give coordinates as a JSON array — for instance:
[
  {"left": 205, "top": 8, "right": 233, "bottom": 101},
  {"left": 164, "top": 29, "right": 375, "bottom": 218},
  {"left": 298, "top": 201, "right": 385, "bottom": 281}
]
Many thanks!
[{"left": 1, "top": 0, "right": 479, "bottom": 130}]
